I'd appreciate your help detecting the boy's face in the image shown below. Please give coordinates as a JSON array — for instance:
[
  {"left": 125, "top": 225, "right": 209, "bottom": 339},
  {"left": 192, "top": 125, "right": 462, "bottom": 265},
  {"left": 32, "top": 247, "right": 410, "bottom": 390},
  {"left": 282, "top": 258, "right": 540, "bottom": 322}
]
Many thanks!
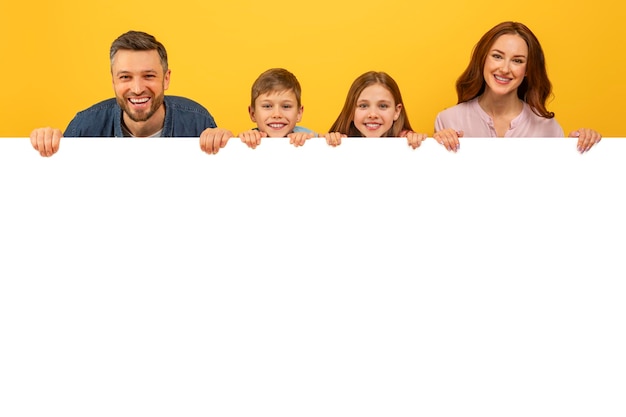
[{"left": 249, "top": 89, "right": 303, "bottom": 137}]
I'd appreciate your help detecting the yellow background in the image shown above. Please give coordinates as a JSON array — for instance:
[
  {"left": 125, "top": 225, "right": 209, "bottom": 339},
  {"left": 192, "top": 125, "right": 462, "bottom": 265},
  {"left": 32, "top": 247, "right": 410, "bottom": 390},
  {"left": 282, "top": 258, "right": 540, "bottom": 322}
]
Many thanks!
[{"left": 1, "top": 0, "right": 623, "bottom": 137}]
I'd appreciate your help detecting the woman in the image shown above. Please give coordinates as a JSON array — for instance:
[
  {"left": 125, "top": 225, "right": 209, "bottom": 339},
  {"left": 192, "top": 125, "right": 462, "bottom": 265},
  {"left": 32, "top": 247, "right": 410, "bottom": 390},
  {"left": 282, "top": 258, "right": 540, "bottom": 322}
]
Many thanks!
[{"left": 434, "top": 21, "right": 601, "bottom": 153}]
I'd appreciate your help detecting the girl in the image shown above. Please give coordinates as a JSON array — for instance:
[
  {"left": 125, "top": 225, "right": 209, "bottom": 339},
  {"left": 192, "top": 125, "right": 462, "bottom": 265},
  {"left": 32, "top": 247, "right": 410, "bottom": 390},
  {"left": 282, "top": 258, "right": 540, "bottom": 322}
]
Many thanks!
[
  {"left": 324, "top": 71, "right": 426, "bottom": 149},
  {"left": 434, "top": 21, "right": 601, "bottom": 153}
]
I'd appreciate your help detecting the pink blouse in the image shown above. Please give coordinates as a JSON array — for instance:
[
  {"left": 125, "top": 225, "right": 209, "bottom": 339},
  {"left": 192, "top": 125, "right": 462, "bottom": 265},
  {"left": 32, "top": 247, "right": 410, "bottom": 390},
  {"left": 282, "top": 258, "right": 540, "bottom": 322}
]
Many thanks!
[{"left": 435, "top": 98, "right": 564, "bottom": 137}]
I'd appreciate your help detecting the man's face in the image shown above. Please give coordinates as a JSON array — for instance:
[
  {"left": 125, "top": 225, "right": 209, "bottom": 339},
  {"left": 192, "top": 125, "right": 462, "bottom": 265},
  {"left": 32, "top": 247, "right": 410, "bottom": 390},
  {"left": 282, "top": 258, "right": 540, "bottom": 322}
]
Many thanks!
[{"left": 111, "top": 49, "right": 170, "bottom": 123}]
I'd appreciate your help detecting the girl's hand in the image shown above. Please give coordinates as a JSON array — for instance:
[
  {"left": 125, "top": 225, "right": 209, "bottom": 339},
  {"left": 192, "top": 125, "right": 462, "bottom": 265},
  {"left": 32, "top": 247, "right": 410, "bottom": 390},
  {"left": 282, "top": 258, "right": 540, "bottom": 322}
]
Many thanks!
[
  {"left": 401, "top": 130, "right": 427, "bottom": 150},
  {"left": 324, "top": 132, "right": 345, "bottom": 147}
]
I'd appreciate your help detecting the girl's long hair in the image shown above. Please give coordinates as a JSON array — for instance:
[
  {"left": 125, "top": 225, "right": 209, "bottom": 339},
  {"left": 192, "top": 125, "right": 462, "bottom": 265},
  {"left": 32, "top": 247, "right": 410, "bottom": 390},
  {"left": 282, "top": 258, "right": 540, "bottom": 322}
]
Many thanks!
[{"left": 329, "top": 71, "right": 413, "bottom": 136}]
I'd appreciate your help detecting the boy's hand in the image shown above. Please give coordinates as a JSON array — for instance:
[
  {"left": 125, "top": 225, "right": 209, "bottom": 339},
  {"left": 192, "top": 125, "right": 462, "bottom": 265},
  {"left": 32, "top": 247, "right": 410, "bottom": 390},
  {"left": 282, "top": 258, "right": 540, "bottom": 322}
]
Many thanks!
[
  {"left": 433, "top": 128, "right": 463, "bottom": 152},
  {"left": 288, "top": 131, "right": 314, "bottom": 147},
  {"left": 30, "top": 127, "right": 62, "bottom": 157},
  {"left": 239, "top": 129, "right": 266, "bottom": 149},
  {"left": 324, "top": 132, "right": 345, "bottom": 147},
  {"left": 200, "top": 128, "right": 233, "bottom": 155}
]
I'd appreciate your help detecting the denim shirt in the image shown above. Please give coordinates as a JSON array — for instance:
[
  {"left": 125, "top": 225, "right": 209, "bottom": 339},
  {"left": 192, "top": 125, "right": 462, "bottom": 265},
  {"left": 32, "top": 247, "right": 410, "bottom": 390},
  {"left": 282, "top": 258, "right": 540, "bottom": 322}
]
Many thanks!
[{"left": 64, "top": 95, "right": 217, "bottom": 137}]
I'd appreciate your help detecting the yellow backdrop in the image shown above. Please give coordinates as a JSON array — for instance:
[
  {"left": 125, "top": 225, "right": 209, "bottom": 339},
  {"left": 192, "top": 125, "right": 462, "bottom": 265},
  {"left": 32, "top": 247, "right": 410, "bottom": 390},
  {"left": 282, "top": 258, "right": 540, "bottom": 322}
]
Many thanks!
[{"left": 1, "top": 0, "right": 623, "bottom": 137}]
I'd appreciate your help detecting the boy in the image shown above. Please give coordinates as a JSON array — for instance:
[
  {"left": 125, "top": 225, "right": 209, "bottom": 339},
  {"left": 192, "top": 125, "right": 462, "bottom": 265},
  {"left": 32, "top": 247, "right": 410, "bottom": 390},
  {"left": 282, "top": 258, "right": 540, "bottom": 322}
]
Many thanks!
[{"left": 200, "top": 68, "right": 315, "bottom": 155}]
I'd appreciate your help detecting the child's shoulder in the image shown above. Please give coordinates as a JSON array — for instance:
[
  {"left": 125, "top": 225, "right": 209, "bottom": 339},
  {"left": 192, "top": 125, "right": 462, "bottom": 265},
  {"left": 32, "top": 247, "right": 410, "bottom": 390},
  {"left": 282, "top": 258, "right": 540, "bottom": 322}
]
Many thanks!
[{"left": 293, "top": 126, "right": 315, "bottom": 134}]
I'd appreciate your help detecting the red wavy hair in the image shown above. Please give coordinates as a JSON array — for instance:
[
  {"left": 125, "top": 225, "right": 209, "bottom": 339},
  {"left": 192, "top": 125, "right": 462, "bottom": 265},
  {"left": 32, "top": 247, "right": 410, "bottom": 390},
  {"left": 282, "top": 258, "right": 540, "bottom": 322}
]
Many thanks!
[{"left": 456, "top": 21, "right": 555, "bottom": 118}]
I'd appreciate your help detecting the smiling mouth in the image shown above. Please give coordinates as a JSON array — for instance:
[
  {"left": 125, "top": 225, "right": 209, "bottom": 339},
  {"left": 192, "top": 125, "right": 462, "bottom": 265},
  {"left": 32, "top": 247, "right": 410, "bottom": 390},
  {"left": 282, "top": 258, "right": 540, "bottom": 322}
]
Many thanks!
[
  {"left": 267, "top": 123, "right": 287, "bottom": 129},
  {"left": 494, "top": 75, "right": 511, "bottom": 83},
  {"left": 365, "top": 123, "right": 382, "bottom": 129},
  {"left": 129, "top": 97, "right": 150, "bottom": 105}
]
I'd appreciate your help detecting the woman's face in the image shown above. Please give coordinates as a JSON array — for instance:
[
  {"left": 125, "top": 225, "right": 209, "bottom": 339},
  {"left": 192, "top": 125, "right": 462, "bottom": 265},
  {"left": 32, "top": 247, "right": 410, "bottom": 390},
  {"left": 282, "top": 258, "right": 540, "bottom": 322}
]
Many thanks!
[{"left": 482, "top": 34, "right": 528, "bottom": 97}]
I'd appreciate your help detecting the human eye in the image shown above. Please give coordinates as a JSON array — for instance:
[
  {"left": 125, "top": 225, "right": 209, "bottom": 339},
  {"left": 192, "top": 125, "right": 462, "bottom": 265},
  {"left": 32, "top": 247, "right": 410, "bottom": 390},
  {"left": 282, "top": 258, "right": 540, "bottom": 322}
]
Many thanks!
[
  {"left": 282, "top": 104, "right": 293, "bottom": 109},
  {"left": 379, "top": 103, "right": 390, "bottom": 109},
  {"left": 491, "top": 53, "right": 502, "bottom": 60},
  {"left": 513, "top": 58, "right": 525, "bottom": 64},
  {"left": 357, "top": 103, "right": 368, "bottom": 109},
  {"left": 261, "top": 103, "right": 272, "bottom": 109}
]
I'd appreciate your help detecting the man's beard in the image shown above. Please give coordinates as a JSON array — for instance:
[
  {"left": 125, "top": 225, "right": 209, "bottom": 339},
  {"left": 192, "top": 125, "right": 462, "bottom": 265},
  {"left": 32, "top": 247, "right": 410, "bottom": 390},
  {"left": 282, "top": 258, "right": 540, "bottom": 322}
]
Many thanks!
[{"left": 118, "top": 93, "right": 164, "bottom": 123}]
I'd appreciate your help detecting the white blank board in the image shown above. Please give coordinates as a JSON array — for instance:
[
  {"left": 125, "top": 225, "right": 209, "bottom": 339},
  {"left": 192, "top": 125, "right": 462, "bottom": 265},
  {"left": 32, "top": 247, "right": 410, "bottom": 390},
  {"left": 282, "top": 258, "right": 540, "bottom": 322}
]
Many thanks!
[{"left": 1, "top": 137, "right": 625, "bottom": 416}]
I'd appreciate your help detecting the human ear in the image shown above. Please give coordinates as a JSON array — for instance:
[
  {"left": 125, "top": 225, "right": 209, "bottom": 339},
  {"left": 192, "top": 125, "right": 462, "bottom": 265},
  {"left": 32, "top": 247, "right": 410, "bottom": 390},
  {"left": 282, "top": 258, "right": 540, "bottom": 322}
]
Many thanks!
[
  {"left": 163, "top": 69, "right": 171, "bottom": 91},
  {"left": 248, "top": 106, "right": 256, "bottom": 122},
  {"left": 394, "top": 103, "right": 402, "bottom": 121},
  {"left": 297, "top": 106, "right": 303, "bottom": 122}
]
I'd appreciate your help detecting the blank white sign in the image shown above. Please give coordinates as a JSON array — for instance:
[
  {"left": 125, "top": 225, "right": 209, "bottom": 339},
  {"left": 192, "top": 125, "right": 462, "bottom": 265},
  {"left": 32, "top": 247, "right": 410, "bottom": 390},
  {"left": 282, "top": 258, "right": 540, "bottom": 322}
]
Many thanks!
[{"left": 1, "top": 137, "right": 624, "bottom": 416}]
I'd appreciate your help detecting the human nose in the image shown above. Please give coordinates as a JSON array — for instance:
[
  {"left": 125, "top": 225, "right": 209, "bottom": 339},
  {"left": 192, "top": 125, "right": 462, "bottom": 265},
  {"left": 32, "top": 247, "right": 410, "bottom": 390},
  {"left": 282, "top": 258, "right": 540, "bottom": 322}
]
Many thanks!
[
  {"left": 271, "top": 107, "right": 282, "bottom": 118},
  {"left": 130, "top": 78, "right": 144, "bottom": 94}
]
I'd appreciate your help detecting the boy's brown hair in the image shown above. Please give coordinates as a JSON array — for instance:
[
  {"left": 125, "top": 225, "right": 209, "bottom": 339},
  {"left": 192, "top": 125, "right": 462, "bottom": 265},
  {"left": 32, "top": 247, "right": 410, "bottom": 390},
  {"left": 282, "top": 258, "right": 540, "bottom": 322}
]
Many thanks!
[{"left": 251, "top": 68, "right": 302, "bottom": 108}]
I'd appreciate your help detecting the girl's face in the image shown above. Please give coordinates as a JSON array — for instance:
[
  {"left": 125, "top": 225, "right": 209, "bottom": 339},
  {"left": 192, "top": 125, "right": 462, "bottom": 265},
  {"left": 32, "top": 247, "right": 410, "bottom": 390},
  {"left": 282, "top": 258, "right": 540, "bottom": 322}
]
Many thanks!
[
  {"left": 483, "top": 34, "right": 528, "bottom": 97},
  {"left": 353, "top": 83, "right": 401, "bottom": 137}
]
